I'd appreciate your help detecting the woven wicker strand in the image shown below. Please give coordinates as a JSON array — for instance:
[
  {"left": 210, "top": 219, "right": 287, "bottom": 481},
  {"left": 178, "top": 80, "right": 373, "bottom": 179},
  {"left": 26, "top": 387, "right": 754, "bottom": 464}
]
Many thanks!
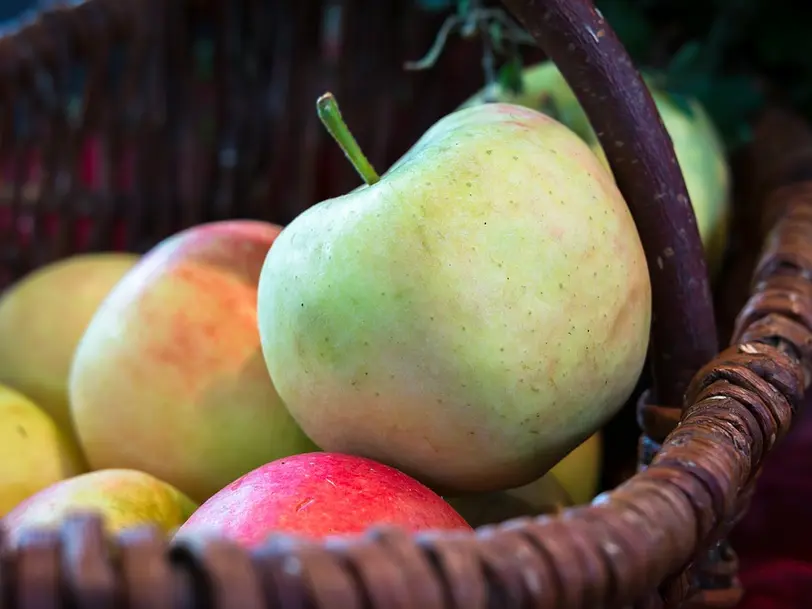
[{"left": 499, "top": 2, "right": 734, "bottom": 605}]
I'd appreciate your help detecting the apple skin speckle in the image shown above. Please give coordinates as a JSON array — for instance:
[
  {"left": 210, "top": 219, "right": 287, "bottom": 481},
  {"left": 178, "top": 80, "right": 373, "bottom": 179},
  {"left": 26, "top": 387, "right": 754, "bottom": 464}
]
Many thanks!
[{"left": 258, "top": 102, "right": 651, "bottom": 494}]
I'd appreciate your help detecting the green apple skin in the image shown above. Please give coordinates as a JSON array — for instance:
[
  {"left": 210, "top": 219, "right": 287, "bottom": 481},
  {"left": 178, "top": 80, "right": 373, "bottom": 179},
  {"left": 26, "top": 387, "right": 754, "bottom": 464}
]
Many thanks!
[
  {"left": 462, "top": 61, "right": 731, "bottom": 276},
  {"left": 258, "top": 103, "right": 651, "bottom": 494},
  {"left": 460, "top": 61, "right": 595, "bottom": 141},
  {"left": 588, "top": 95, "right": 730, "bottom": 277}
]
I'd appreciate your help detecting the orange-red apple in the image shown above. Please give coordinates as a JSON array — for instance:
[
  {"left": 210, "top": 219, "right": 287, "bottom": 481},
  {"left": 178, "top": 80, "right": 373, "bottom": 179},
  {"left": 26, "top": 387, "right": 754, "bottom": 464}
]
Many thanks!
[{"left": 70, "top": 221, "right": 317, "bottom": 502}]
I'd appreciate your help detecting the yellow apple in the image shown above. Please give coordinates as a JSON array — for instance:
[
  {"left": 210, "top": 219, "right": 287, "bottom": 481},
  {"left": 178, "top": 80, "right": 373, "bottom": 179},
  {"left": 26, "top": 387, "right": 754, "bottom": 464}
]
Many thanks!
[
  {"left": 446, "top": 473, "right": 572, "bottom": 528},
  {"left": 548, "top": 431, "right": 602, "bottom": 506},
  {"left": 446, "top": 432, "right": 601, "bottom": 527},
  {"left": 0, "top": 383, "right": 84, "bottom": 516},
  {"left": 0, "top": 252, "right": 139, "bottom": 446},
  {"left": 4, "top": 468, "right": 197, "bottom": 546}
]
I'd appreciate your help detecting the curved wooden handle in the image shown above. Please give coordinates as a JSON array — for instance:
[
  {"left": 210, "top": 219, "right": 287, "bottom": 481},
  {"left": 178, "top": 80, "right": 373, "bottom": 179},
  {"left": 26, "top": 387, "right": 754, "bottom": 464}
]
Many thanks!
[{"left": 499, "top": 0, "right": 718, "bottom": 407}]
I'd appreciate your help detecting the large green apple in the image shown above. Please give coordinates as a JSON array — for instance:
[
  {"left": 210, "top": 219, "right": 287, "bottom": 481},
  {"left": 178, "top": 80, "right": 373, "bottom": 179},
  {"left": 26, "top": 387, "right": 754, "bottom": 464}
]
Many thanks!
[
  {"left": 462, "top": 61, "right": 731, "bottom": 276},
  {"left": 257, "top": 98, "right": 651, "bottom": 494}
]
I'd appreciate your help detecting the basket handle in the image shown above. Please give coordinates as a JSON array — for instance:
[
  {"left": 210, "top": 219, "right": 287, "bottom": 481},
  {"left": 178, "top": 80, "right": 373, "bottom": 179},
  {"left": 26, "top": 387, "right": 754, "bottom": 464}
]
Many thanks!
[{"left": 500, "top": 0, "right": 718, "bottom": 408}]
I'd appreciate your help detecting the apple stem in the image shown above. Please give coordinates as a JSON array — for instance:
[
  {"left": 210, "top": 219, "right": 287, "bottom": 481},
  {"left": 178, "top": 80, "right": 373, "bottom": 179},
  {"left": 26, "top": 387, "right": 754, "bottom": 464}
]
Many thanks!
[{"left": 317, "top": 92, "right": 380, "bottom": 186}]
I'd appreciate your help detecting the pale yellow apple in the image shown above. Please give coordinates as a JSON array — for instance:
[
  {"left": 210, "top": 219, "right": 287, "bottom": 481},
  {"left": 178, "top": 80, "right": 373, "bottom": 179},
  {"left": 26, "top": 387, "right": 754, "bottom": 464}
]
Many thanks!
[
  {"left": 0, "top": 383, "right": 84, "bottom": 516},
  {"left": 548, "top": 431, "right": 602, "bottom": 505},
  {"left": 3, "top": 468, "right": 196, "bottom": 545},
  {"left": 446, "top": 473, "right": 572, "bottom": 528},
  {"left": 0, "top": 252, "right": 139, "bottom": 446},
  {"left": 69, "top": 221, "right": 318, "bottom": 503},
  {"left": 447, "top": 431, "right": 601, "bottom": 527}
]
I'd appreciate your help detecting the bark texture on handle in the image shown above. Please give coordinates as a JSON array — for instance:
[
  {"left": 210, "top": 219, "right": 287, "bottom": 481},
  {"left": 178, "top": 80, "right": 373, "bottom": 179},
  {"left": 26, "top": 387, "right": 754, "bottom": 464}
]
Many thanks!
[{"left": 499, "top": 0, "right": 718, "bottom": 407}]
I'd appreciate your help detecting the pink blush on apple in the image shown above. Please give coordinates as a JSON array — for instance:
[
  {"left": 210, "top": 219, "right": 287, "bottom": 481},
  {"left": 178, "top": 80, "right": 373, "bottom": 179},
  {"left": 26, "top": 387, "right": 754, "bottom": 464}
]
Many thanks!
[{"left": 175, "top": 452, "right": 472, "bottom": 547}]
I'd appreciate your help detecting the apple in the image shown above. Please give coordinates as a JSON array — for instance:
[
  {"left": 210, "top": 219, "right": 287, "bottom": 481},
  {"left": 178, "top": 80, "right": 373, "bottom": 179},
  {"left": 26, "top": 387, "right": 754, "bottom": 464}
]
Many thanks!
[
  {"left": 69, "top": 220, "right": 318, "bottom": 502},
  {"left": 461, "top": 60, "right": 595, "bottom": 140},
  {"left": 175, "top": 452, "right": 472, "bottom": 546},
  {"left": 446, "top": 472, "right": 571, "bottom": 528},
  {"left": 4, "top": 468, "right": 197, "bottom": 546},
  {"left": 549, "top": 431, "right": 602, "bottom": 506},
  {"left": 586, "top": 98, "right": 730, "bottom": 277},
  {"left": 446, "top": 432, "right": 602, "bottom": 527},
  {"left": 462, "top": 61, "right": 731, "bottom": 276},
  {"left": 0, "top": 252, "right": 139, "bottom": 447},
  {"left": 256, "top": 95, "right": 650, "bottom": 493},
  {"left": 0, "top": 383, "right": 84, "bottom": 516}
]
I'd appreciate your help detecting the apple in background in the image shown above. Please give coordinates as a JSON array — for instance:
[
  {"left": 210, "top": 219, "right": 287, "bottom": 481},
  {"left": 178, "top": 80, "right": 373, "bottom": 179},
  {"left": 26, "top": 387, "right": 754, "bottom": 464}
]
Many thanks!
[
  {"left": 257, "top": 96, "right": 650, "bottom": 494},
  {"left": 446, "top": 432, "right": 602, "bottom": 527},
  {"left": 175, "top": 452, "right": 472, "bottom": 546},
  {"left": 0, "top": 383, "right": 84, "bottom": 516},
  {"left": 548, "top": 431, "right": 602, "bottom": 506},
  {"left": 446, "top": 471, "right": 571, "bottom": 529},
  {"left": 4, "top": 469, "right": 197, "bottom": 546},
  {"left": 461, "top": 60, "right": 731, "bottom": 277},
  {"left": 586, "top": 94, "right": 730, "bottom": 277},
  {"left": 69, "top": 220, "right": 318, "bottom": 503},
  {"left": 0, "top": 252, "right": 139, "bottom": 449}
]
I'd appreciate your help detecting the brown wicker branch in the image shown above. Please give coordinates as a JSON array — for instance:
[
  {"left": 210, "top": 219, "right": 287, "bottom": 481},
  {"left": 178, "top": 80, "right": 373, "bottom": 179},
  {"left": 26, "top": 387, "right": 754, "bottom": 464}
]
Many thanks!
[{"left": 498, "top": 0, "right": 718, "bottom": 407}]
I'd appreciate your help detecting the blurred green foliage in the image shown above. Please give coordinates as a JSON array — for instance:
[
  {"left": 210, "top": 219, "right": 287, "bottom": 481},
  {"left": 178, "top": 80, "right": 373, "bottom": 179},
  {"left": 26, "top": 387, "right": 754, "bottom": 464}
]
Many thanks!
[
  {"left": 594, "top": 0, "right": 812, "bottom": 149},
  {"left": 420, "top": 0, "right": 812, "bottom": 150}
]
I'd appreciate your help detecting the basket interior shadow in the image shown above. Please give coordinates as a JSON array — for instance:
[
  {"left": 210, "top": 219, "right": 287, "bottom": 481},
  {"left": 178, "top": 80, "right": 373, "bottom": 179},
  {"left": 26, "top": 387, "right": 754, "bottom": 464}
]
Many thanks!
[
  {"left": 0, "top": 0, "right": 490, "bottom": 285},
  {"left": 1, "top": 0, "right": 811, "bottom": 608}
]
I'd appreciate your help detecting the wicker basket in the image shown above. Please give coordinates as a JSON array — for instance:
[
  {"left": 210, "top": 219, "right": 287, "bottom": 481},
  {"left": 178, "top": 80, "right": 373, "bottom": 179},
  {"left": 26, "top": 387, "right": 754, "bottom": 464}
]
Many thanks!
[{"left": 1, "top": 0, "right": 810, "bottom": 607}]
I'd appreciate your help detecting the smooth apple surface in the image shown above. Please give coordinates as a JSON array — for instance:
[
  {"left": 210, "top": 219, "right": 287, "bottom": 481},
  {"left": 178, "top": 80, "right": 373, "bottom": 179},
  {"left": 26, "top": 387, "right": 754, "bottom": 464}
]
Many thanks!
[
  {"left": 0, "top": 252, "right": 139, "bottom": 447},
  {"left": 462, "top": 60, "right": 731, "bottom": 276},
  {"left": 176, "top": 452, "right": 472, "bottom": 546},
  {"left": 0, "top": 383, "right": 84, "bottom": 516},
  {"left": 446, "top": 431, "right": 602, "bottom": 528},
  {"left": 548, "top": 431, "right": 602, "bottom": 506},
  {"left": 5, "top": 468, "right": 197, "bottom": 545},
  {"left": 446, "top": 471, "right": 572, "bottom": 528},
  {"left": 70, "top": 220, "right": 318, "bottom": 502},
  {"left": 258, "top": 103, "right": 651, "bottom": 493}
]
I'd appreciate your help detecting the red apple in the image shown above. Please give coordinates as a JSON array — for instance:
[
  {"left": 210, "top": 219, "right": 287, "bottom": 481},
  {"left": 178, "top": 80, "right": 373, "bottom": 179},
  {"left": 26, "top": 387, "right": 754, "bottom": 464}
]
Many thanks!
[{"left": 175, "top": 452, "right": 472, "bottom": 546}]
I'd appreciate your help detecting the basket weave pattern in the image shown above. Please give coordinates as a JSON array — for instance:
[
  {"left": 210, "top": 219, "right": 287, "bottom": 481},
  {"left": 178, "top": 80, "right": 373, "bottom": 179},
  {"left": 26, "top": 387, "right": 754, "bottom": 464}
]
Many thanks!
[
  {"left": 0, "top": 1, "right": 809, "bottom": 608},
  {"left": 0, "top": 0, "right": 483, "bottom": 287}
]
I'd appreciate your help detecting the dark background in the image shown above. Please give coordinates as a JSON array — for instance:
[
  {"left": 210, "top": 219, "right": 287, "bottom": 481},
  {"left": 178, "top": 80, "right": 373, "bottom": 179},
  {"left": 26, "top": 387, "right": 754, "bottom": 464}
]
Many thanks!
[
  {"left": 1, "top": 0, "right": 39, "bottom": 23},
  {"left": 4, "top": 0, "right": 811, "bottom": 152}
]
